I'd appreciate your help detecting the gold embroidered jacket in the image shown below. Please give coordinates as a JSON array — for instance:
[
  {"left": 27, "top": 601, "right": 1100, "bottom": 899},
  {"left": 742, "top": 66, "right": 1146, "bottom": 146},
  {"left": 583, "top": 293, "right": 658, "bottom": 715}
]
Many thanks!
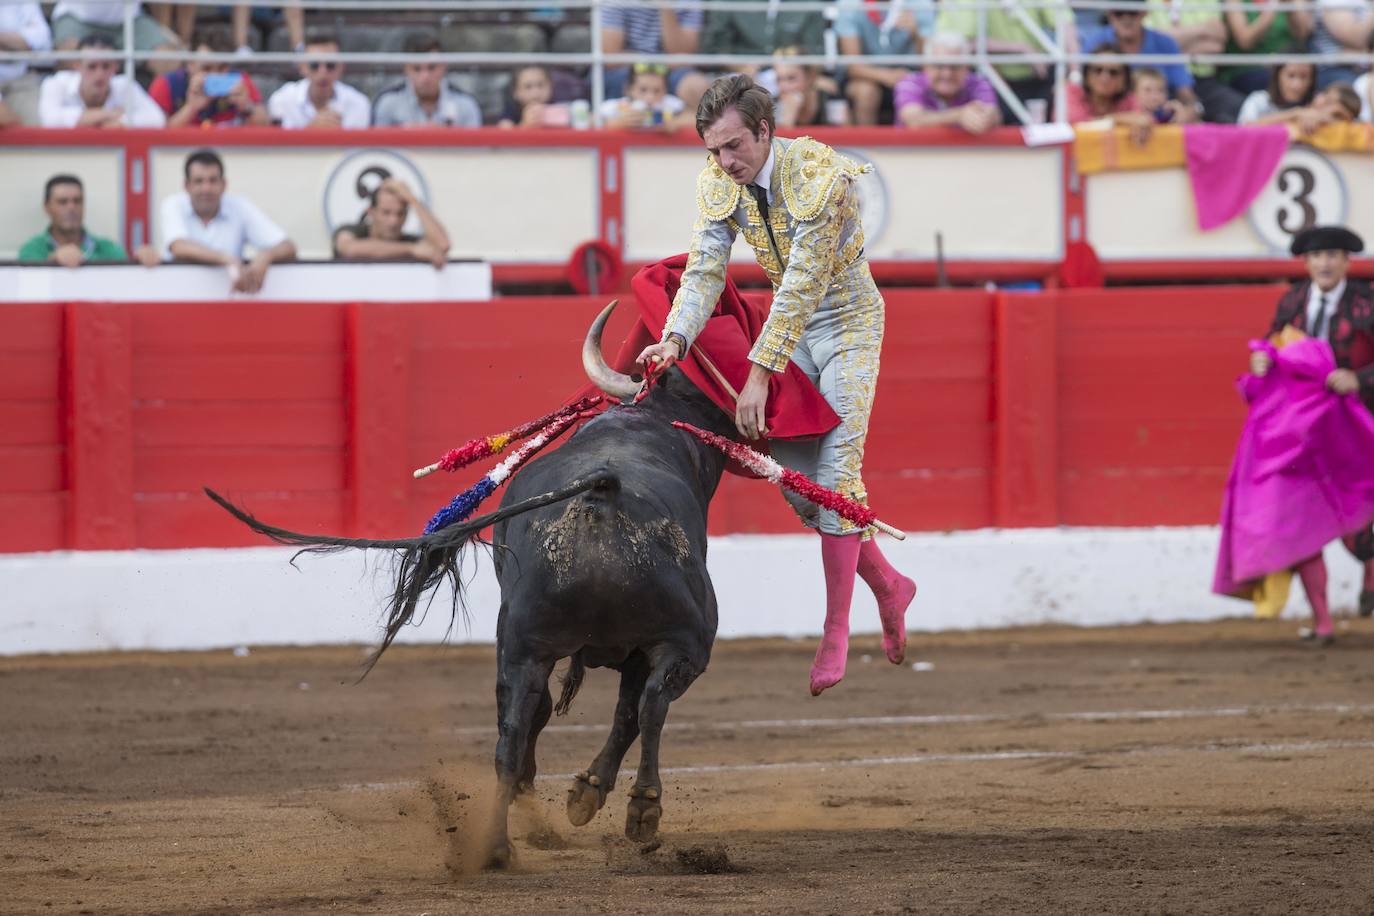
[{"left": 661, "top": 136, "right": 872, "bottom": 372}]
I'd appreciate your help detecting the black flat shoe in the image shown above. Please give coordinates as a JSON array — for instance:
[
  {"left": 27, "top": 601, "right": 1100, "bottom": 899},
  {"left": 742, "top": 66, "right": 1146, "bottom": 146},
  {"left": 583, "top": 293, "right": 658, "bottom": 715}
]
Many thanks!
[
  {"left": 1299, "top": 628, "right": 1336, "bottom": 647},
  {"left": 1359, "top": 590, "right": 1374, "bottom": 618}
]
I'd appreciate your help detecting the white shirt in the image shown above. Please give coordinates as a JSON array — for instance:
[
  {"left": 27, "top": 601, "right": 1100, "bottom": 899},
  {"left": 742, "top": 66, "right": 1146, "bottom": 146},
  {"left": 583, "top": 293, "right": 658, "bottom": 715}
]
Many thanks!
[
  {"left": 1355, "top": 73, "right": 1371, "bottom": 123},
  {"left": 1237, "top": 90, "right": 1281, "bottom": 125},
  {"left": 597, "top": 93, "right": 685, "bottom": 122},
  {"left": 267, "top": 78, "right": 371, "bottom": 129},
  {"left": 38, "top": 70, "right": 166, "bottom": 127},
  {"left": 0, "top": 3, "right": 52, "bottom": 83},
  {"left": 1306, "top": 279, "right": 1345, "bottom": 338},
  {"left": 160, "top": 191, "right": 288, "bottom": 261},
  {"left": 51, "top": 1, "right": 144, "bottom": 26},
  {"left": 750, "top": 144, "right": 777, "bottom": 205}
]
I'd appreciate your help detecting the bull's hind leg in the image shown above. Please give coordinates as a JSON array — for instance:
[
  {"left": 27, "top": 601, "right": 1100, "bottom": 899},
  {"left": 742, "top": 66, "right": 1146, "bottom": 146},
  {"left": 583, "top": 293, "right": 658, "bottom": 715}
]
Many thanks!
[
  {"left": 516, "top": 684, "right": 553, "bottom": 795},
  {"left": 488, "top": 653, "right": 554, "bottom": 868},
  {"left": 625, "top": 651, "right": 702, "bottom": 843},
  {"left": 567, "top": 652, "right": 649, "bottom": 827}
]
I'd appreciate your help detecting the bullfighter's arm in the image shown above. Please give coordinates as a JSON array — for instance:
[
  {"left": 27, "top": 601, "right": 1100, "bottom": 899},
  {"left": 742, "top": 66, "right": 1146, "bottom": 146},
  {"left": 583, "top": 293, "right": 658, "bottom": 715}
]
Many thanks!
[
  {"left": 661, "top": 213, "right": 736, "bottom": 352},
  {"left": 748, "top": 178, "right": 850, "bottom": 372}
]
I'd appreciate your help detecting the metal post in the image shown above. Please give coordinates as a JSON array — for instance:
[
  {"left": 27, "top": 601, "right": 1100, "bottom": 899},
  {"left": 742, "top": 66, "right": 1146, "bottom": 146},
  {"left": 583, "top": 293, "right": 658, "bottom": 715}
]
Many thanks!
[
  {"left": 122, "top": 0, "right": 136, "bottom": 88},
  {"left": 589, "top": 0, "right": 604, "bottom": 126}
]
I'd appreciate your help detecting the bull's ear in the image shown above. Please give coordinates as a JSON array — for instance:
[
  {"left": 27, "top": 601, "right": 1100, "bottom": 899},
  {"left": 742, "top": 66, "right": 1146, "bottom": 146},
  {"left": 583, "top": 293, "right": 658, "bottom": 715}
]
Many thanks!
[{"left": 582, "top": 299, "right": 641, "bottom": 400}]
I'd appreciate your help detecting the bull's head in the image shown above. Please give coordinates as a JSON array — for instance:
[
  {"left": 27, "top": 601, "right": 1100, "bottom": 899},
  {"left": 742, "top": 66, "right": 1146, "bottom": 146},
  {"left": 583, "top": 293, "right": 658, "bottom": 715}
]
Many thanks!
[{"left": 582, "top": 300, "right": 644, "bottom": 401}]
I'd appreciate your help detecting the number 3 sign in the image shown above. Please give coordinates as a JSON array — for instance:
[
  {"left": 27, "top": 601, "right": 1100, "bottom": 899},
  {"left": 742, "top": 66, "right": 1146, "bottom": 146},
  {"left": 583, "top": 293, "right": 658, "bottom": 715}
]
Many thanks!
[{"left": 1247, "top": 147, "right": 1348, "bottom": 255}]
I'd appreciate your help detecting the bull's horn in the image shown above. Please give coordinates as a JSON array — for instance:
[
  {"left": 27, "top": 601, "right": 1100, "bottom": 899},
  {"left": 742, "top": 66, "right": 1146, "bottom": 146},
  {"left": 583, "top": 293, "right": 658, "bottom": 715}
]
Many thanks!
[{"left": 582, "top": 299, "right": 642, "bottom": 400}]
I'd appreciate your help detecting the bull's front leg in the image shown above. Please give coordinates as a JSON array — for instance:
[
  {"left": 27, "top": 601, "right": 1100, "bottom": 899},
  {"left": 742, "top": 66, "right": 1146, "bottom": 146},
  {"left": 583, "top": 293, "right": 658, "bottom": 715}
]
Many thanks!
[
  {"left": 489, "top": 654, "right": 554, "bottom": 868},
  {"left": 625, "top": 653, "right": 701, "bottom": 843},
  {"left": 567, "top": 652, "right": 649, "bottom": 827}
]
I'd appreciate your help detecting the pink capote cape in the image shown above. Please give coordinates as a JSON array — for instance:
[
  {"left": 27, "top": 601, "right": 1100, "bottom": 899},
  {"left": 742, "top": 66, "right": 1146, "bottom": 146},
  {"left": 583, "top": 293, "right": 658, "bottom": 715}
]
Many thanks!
[
  {"left": 1184, "top": 124, "right": 1289, "bottom": 231},
  {"left": 1212, "top": 336, "right": 1374, "bottom": 598}
]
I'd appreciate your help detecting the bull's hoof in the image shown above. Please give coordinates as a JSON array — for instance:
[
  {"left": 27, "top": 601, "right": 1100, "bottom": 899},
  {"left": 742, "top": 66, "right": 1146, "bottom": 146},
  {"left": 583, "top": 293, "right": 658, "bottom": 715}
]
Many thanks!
[
  {"left": 625, "top": 790, "right": 662, "bottom": 843},
  {"left": 485, "top": 841, "right": 513, "bottom": 870},
  {"left": 567, "top": 770, "right": 607, "bottom": 827}
]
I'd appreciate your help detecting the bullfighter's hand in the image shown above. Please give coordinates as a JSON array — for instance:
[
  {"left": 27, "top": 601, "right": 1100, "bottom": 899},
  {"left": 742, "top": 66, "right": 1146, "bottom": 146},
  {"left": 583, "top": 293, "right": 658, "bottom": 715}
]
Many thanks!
[
  {"left": 637, "top": 341, "right": 679, "bottom": 370},
  {"left": 1249, "top": 350, "right": 1272, "bottom": 377},
  {"left": 1326, "top": 368, "right": 1359, "bottom": 395},
  {"left": 735, "top": 365, "right": 771, "bottom": 440}
]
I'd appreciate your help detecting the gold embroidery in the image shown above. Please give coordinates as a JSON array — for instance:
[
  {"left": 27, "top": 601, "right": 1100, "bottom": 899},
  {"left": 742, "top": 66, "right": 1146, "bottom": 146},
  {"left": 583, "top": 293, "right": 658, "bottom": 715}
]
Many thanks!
[
  {"left": 779, "top": 136, "right": 871, "bottom": 223},
  {"left": 696, "top": 157, "right": 741, "bottom": 221}
]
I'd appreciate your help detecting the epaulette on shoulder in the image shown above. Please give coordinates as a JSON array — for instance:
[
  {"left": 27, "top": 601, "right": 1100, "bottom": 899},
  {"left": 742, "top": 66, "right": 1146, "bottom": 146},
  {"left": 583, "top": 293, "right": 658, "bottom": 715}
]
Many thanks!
[
  {"left": 780, "top": 136, "right": 870, "bottom": 222},
  {"left": 695, "top": 156, "right": 741, "bottom": 221}
]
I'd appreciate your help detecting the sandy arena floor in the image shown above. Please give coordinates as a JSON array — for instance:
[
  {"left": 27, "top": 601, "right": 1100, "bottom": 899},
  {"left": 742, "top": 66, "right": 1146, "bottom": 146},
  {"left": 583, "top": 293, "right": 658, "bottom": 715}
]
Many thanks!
[{"left": 3, "top": 619, "right": 1374, "bottom": 914}]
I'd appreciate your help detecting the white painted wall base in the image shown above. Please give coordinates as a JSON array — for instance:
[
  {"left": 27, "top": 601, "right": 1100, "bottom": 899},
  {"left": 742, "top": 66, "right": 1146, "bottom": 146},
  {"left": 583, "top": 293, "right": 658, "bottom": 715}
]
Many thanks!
[{"left": 1, "top": 528, "right": 1366, "bottom": 656}]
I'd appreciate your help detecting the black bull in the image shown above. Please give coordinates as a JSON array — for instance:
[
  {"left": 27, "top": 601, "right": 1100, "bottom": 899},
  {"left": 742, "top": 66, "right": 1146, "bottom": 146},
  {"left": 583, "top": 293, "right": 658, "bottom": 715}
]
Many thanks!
[{"left": 208, "top": 302, "right": 740, "bottom": 866}]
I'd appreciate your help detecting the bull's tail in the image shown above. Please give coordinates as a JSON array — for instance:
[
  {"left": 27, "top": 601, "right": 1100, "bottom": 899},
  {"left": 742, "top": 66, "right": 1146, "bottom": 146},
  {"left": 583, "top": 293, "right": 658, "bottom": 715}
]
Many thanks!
[{"left": 204, "top": 473, "right": 614, "bottom": 674}]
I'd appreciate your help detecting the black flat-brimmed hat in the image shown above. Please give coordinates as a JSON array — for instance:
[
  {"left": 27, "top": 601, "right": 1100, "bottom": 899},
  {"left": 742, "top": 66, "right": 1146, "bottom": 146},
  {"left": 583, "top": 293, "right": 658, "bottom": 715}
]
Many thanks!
[{"left": 1289, "top": 225, "right": 1365, "bottom": 256}]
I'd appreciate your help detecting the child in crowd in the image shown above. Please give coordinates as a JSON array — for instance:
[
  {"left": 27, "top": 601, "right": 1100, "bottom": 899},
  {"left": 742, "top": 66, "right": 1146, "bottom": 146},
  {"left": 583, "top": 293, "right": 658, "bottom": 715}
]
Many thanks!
[
  {"left": 499, "top": 65, "right": 573, "bottom": 128},
  {"left": 773, "top": 48, "right": 847, "bottom": 127},
  {"left": 1237, "top": 60, "right": 1322, "bottom": 130},
  {"left": 1130, "top": 68, "right": 1175, "bottom": 123},
  {"left": 599, "top": 62, "right": 684, "bottom": 130},
  {"left": 1316, "top": 83, "right": 1361, "bottom": 123}
]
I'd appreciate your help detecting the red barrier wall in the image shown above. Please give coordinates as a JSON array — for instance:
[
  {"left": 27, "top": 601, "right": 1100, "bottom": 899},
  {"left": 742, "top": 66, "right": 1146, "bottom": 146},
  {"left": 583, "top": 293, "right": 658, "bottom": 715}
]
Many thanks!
[{"left": 0, "top": 286, "right": 1282, "bottom": 552}]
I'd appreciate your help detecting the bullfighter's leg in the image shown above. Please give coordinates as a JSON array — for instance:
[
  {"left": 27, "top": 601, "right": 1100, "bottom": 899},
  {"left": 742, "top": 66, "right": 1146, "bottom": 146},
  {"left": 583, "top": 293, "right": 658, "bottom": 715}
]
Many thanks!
[
  {"left": 568, "top": 651, "right": 649, "bottom": 827},
  {"left": 1295, "top": 553, "right": 1335, "bottom": 644},
  {"left": 625, "top": 649, "right": 702, "bottom": 842},
  {"left": 489, "top": 652, "right": 555, "bottom": 867}
]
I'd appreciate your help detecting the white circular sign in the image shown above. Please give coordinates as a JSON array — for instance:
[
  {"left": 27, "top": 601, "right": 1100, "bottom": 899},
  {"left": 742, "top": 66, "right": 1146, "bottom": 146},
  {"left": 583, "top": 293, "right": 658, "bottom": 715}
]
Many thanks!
[
  {"left": 836, "top": 147, "right": 889, "bottom": 247},
  {"left": 322, "top": 148, "right": 432, "bottom": 237},
  {"left": 1246, "top": 147, "right": 1347, "bottom": 255}
]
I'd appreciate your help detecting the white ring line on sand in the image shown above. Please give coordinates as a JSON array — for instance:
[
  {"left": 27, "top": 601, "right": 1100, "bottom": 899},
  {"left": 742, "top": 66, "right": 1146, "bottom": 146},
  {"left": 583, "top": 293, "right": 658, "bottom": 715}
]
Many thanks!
[
  {"left": 444, "top": 702, "right": 1374, "bottom": 738},
  {"left": 335, "top": 738, "right": 1374, "bottom": 793}
]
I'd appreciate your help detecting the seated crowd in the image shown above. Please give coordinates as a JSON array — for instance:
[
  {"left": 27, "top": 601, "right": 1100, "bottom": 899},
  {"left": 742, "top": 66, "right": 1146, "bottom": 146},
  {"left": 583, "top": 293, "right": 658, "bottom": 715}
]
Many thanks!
[
  {"left": 20, "top": 149, "right": 452, "bottom": 278},
  {"left": 0, "top": 0, "right": 1370, "bottom": 132}
]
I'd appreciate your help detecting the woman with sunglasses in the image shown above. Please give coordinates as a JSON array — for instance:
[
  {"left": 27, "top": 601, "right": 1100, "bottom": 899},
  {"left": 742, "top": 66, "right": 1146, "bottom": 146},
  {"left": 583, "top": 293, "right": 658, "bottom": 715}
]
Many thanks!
[{"left": 1061, "top": 44, "right": 1162, "bottom": 145}]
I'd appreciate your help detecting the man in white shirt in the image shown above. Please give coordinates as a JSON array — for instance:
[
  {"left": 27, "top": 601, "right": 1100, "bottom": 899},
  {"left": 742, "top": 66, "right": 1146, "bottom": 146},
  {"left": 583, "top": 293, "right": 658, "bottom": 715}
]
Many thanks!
[
  {"left": 160, "top": 149, "right": 297, "bottom": 294},
  {"left": 51, "top": 0, "right": 182, "bottom": 75},
  {"left": 267, "top": 28, "right": 370, "bottom": 129},
  {"left": 0, "top": 1, "right": 52, "bottom": 124},
  {"left": 39, "top": 33, "right": 167, "bottom": 128}
]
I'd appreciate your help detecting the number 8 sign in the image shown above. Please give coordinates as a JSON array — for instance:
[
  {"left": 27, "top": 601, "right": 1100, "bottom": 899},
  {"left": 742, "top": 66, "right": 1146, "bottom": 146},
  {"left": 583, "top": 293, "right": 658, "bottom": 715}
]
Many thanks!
[{"left": 1247, "top": 147, "right": 1348, "bottom": 255}]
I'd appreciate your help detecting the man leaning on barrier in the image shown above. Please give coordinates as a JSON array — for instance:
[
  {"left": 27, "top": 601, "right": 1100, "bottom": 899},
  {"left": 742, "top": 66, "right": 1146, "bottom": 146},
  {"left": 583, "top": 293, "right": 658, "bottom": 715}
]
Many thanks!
[
  {"left": 19, "top": 174, "right": 159, "bottom": 267},
  {"left": 332, "top": 178, "right": 451, "bottom": 269},
  {"left": 158, "top": 149, "right": 297, "bottom": 295}
]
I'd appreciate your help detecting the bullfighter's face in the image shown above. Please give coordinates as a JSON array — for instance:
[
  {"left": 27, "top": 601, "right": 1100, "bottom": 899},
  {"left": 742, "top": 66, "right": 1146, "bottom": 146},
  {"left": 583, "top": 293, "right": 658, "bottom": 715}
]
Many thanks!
[
  {"left": 1305, "top": 249, "right": 1350, "bottom": 293},
  {"left": 702, "top": 107, "right": 772, "bottom": 186}
]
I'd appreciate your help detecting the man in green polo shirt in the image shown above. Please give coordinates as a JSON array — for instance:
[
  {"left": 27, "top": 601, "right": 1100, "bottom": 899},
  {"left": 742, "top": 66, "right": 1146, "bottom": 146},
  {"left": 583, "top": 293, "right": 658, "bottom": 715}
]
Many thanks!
[{"left": 18, "top": 174, "right": 135, "bottom": 266}]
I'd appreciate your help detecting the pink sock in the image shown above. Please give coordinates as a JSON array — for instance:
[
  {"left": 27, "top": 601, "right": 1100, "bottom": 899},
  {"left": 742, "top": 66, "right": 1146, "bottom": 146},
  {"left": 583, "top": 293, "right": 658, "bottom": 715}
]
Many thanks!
[
  {"left": 1296, "top": 554, "right": 1333, "bottom": 637},
  {"left": 811, "top": 533, "right": 861, "bottom": 696},
  {"left": 857, "top": 538, "right": 917, "bottom": 665}
]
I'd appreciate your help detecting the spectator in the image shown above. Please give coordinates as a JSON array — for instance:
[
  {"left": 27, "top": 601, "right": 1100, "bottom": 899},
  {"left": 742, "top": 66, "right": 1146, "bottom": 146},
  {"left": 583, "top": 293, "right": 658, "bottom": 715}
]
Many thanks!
[
  {"left": 233, "top": 3, "right": 304, "bottom": 57},
  {"left": 1062, "top": 46, "right": 1138, "bottom": 123},
  {"left": 39, "top": 34, "right": 167, "bottom": 128},
  {"left": 149, "top": 31, "right": 269, "bottom": 127},
  {"left": 498, "top": 65, "right": 574, "bottom": 128},
  {"left": 0, "top": 93, "right": 17, "bottom": 127},
  {"left": 935, "top": 0, "right": 1066, "bottom": 122},
  {"left": 894, "top": 32, "right": 1000, "bottom": 133},
  {"left": 773, "top": 48, "right": 847, "bottom": 127},
  {"left": 1312, "top": 0, "right": 1373, "bottom": 87},
  {"left": 1080, "top": 1, "right": 1201, "bottom": 122},
  {"left": 1143, "top": 0, "right": 1245, "bottom": 122},
  {"left": 50, "top": 0, "right": 183, "bottom": 75},
  {"left": 1222, "top": 0, "right": 1314, "bottom": 95},
  {"left": 1355, "top": 71, "right": 1372, "bottom": 120},
  {"left": 600, "top": 2, "right": 709, "bottom": 114},
  {"left": 833, "top": 0, "right": 930, "bottom": 126},
  {"left": 0, "top": 1, "right": 52, "bottom": 125},
  {"left": 700, "top": 0, "right": 828, "bottom": 88},
  {"left": 1237, "top": 61, "right": 1324, "bottom": 132},
  {"left": 147, "top": 2, "right": 196, "bottom": 47},
  {"left": 599, "top": 62, "right": 685, "bottom": 130},
  {"left": 1317, "top": 81, "right": 1363, "bottom": 120},
  {"left": 19, "top": 174, "right": 158, "bottom": 266},
  {"left": 267, "top": 28, "right": 370, "bottom": 129},
  {"left": 1131, "top": 67, "right": 1176, "bottom": 122},
  {"left": 332, "top": 177, "right": 450, "bottom": 268},
  {"left": 372, "top": 31, "right": 482, "bottom": 127},
  {"left": 159, "top": 149, "right": 296, "bottom": 294}
]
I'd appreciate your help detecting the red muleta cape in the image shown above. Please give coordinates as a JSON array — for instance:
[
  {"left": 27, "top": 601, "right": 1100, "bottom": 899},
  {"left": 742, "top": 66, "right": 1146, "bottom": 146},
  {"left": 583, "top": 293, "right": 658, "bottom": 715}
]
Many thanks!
[{"left": 604, "top": 254, "right": 839, "bottom": 440}]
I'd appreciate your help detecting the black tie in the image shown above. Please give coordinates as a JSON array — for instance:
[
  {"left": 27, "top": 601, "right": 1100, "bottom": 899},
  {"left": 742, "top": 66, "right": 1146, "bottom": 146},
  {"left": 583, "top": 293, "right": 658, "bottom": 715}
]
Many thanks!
[
  {"left": 749, "top": 183, "right": 779, "bottom": 254},
  {"left": 1314, "top": 294, "right": 1331, "bottom": 340}
]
